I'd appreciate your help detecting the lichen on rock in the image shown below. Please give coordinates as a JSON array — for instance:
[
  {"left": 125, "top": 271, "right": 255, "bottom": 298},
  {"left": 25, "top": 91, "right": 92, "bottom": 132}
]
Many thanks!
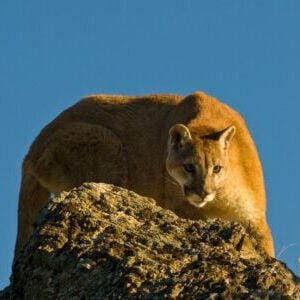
[{"left": 1, "top": 183, "right": 299, "bottom": 299}]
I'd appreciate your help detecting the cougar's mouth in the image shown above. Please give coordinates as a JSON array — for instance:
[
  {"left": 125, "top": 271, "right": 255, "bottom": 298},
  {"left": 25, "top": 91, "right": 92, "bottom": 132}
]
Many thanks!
[{"left": 184, "top": 186, "right": 216, "bottom": 208}]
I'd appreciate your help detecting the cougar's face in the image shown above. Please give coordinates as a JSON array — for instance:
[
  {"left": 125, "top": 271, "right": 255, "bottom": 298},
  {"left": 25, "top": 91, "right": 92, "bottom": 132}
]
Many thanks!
[{"left": 166, "top": 124, "right": 236, "bottom": 208}]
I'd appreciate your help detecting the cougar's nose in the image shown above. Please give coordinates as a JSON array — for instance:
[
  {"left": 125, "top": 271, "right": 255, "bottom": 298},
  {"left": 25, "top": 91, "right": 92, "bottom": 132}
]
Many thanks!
[{"left": 200, "top": 190, "right": 211, "bottom": 198}]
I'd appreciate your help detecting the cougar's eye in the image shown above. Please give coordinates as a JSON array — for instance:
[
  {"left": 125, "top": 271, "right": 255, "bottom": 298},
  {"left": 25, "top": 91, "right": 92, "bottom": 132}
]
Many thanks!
[
  {"left": 213, "top": 165, "right": 222, "bottom": 173},
  {"left": 183, "top": 164, "right": 196, "bottom": 173}
]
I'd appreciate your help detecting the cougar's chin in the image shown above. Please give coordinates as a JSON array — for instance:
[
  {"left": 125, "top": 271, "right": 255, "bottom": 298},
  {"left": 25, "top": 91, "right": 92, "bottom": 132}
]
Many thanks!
[{"left": 186, "top": 192, "right": 216, "bottom": 208}]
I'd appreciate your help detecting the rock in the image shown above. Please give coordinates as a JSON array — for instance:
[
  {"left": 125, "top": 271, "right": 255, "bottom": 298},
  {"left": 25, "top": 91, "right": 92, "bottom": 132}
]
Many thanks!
[{"left": 1, "top": 183, "right": 299, "bottom": 299}]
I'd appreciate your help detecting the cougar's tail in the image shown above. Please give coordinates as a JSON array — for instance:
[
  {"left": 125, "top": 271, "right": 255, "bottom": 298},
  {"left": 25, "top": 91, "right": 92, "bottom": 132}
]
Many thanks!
[{"left": 14, "top": 158, "right": 50, "bottom": 258}]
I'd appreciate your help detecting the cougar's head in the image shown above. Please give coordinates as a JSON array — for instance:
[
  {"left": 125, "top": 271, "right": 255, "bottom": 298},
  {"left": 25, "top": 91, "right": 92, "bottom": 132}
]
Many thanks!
[{"left": 166, "top": 124, "right": 236, "bottom": 208}]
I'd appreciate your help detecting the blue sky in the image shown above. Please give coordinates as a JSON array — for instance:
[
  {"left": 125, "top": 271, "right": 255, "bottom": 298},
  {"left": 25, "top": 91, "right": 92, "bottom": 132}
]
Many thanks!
[{"left": 1, "top": 1, "right": 299, "bottom": 288}]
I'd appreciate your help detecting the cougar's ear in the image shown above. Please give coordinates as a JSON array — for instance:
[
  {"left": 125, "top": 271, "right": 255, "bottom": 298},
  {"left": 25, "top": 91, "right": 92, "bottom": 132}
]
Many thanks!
[
  {"left": 218, "top": 125, "right": 236, "bottom": 150},
  {"left": 169, "top": 124, "right": 192, "bottom": 148}
]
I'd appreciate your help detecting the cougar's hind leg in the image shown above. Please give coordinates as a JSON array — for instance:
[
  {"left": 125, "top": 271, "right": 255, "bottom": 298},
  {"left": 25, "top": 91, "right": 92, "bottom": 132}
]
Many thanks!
[
  {"left": 15, "top": 169, "right": 50, "bottom": 257},
  {"left": 15, "top": 123, "right": 127, "bottom": 258}
]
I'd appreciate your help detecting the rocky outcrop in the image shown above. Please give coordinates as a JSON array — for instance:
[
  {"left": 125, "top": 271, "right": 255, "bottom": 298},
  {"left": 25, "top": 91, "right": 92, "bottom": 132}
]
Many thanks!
[{"left": 1, "top": 183, "right": 299, "bottom": 299}]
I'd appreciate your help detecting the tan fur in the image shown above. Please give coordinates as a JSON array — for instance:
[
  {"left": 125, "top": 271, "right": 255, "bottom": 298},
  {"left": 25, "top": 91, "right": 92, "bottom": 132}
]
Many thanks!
[{"left": 15, "top": 92, "right": 274, "bottom": 256}]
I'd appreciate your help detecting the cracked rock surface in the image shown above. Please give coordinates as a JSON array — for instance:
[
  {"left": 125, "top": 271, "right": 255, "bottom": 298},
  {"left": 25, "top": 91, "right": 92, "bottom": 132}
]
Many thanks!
[{"left": 1, "top": 183, "right": 299, "bottom": 299}]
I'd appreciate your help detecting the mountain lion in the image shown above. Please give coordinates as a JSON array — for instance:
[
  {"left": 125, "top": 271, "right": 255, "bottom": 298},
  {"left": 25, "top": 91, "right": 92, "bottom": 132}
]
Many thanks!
[{"left": 15, "top": 92, "right": 274, "bottom": 256}]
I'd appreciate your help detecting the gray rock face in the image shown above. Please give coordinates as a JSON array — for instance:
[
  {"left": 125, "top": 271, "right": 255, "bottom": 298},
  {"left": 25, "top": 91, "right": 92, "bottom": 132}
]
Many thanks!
[{"left": 1, "top": 183, "right": 299, "bottom": 299}]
